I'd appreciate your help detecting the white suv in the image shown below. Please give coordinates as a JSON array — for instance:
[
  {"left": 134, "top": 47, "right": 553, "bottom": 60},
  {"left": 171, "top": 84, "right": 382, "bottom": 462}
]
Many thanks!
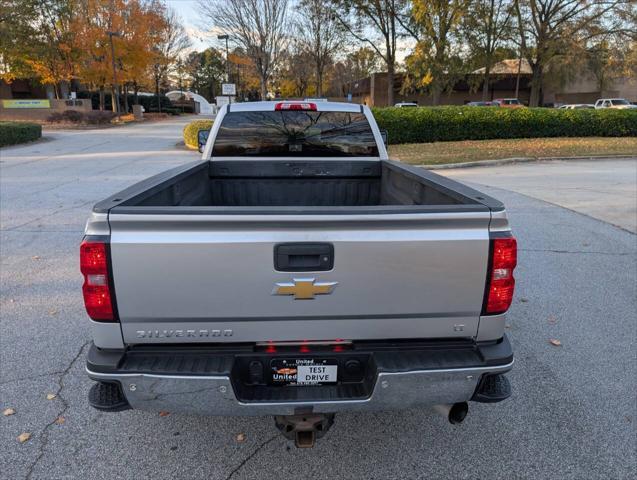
[{"left": 594, "top": 98, "right": 637, "bottom": 109}]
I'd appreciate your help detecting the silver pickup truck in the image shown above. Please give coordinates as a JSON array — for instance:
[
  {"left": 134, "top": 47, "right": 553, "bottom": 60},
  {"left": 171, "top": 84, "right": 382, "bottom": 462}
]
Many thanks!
[{"left": 83, "top": 101, "right": 516, "bottom": 447}]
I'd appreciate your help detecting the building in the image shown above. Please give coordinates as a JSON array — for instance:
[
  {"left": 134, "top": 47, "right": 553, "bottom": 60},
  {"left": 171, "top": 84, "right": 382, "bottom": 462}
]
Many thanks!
[{"left": 347, "top": 59, "right": 636, "bottom": 107}]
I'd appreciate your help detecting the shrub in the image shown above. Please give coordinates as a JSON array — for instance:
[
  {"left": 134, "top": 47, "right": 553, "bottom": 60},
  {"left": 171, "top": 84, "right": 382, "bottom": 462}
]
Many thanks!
[
  {"left": 61, "top": 110, "right": 83, "bottom": 122},
  {"left": 85, "top": 111, "right": 116, "bottom": 124},
  {"left": 371, "top": 106, "right": 637, "bottom": 144},
  {"left": 184, "top": 119, "right": 214, "bottom": 149},
  {"left": 46, "top": 110, "right": 115, "bottom": 125},
  {"left": 0, "top": 122, "right": 42, "bottom": 147}
]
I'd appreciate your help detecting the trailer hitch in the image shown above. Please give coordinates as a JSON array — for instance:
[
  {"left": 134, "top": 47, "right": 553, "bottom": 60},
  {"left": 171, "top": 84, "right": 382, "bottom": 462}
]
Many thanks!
[{"left": 274, "top": 414, "right": 335, "bottom": 448}]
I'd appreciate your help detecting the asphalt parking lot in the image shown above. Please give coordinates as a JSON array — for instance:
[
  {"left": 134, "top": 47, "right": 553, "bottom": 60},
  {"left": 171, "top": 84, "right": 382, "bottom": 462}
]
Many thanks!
[{"left": 1, "top": 119, "right": 635, "bottom": 479}]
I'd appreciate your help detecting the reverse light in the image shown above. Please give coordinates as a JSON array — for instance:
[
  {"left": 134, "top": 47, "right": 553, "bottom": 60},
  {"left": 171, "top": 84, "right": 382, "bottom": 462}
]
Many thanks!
[
  {"left": 80, "top": 240, "right": 115, "bottom": 321},
  {"left": 483, "top": 237, "right": 517, "bottom": 315},
  {"left": 275, "top": 102, "right": 317, "bottom": 111}
]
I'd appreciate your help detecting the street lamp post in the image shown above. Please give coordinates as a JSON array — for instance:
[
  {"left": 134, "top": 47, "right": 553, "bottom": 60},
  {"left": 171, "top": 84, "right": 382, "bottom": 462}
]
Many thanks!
[
  {"left": 218, "top": 34, "right": 230, "bottom": 82},
  {"left": 107, "top": 30, "right": 121, "bottom": 121}
]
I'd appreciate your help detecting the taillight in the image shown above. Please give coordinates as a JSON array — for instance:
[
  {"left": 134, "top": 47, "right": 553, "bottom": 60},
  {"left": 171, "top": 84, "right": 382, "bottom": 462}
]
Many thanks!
[
  {"left": 80, "top": 240, "right": 115, "bottom": 321},
  {"left": 483, "top": 237, "right": 517, "bottom": 315},
  {"left": 274, "top": 102, "right": 317, "bottom": 111}
]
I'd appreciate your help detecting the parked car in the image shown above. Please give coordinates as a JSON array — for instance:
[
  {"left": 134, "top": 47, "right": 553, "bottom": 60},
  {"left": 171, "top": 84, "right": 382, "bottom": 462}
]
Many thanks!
[
  {"left": 466, "top": 101, "right": 494, "bottom": 107},
  {"left": 83, "top": 101, "right": 516, "bottom": 448},
  {"left": 594, "top": 98, "right": 637, "bottom": 109},
  {"left": 558, "top": 104, "right": 595, "bottom": 109},
  {"left": 394, "top": 102, "right": 418, "bottom": 107},
  {"left": 492, "top": 98, "right": 524, "bottom": 108}
]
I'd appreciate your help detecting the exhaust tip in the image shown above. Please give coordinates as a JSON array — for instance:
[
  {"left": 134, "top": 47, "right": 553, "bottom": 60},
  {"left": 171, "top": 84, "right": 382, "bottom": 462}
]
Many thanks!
[
  {"left": 433, "top": 402, "right": 469, "bottom": 424},
  {"left": 448, "top": 402, "right": 468, "bottom": 424}
]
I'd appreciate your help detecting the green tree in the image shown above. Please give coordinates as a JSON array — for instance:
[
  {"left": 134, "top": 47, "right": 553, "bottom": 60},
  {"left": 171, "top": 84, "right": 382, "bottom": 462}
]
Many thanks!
[
  {"left": 463, "top": 0, "right": 514, "bottom": 101},
  {"left": 404, "top": 0, "right": 471, "bottom": 105},
  {"left": 185, "top": 48, "right": 225, "bottom": 101}
]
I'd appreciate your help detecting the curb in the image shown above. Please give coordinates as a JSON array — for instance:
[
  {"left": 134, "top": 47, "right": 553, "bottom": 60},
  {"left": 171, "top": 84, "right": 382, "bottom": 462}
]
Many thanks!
[{"left": 417, "top": 154, "right": 637, "bottom": 170}]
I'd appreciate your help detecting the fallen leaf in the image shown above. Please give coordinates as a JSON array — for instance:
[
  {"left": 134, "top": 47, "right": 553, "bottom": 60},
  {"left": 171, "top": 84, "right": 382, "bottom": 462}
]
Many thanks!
[
  {"left": 31, "top": 255, "right": 40, "bottom": 260},
  {"left": 236, "top": 433, "right": 246, "bottom": 443},
  {"left": 547, "top": 315, "right": 558, "bottom": 325},
  {"left": 17, "top": 432, "right": 31, "bottom": 443},
  {"left": 48, "top": 309, "right": 59, "bottom": 316},
  {"left": 54, "top": 416, "right": 65, "bottom": 425},
  {"left": 46, "top": 393, "right": 57, "bottom": 400},
  {"left": 549, "top": 339, "right": 562, "bottom": 347},
  {"left": 520, "top": 298, "right": 529, "bottom": 303},
  {"left": 504, "top": 324, "right": 511, "bottom": 329},
  {"left": 3, "top": 408, "right": 16, "bottom": 416},
  {"left": 159, "top": 411, "right": 170, "bottom": 417}
]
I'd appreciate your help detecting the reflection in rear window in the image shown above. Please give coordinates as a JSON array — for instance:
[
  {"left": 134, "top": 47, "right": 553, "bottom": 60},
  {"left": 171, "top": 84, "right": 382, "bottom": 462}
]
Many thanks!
[{"left": 212, "top": 111, "right": 379, "bottom": 157}]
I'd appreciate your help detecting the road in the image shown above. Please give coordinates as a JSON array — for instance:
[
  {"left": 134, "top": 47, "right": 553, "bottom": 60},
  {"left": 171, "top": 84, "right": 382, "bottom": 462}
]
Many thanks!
[
  {"left": 1, "top": 120, "right": 635, "bottom": 479},
  {"left": 438, "top": 159, "right": 637, "bottom": 233}
]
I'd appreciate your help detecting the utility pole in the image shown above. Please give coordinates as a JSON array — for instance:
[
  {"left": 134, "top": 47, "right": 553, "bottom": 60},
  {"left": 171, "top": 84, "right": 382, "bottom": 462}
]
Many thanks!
[
  {"left": 107, "top": 31, "right": 121, "bottom": 121},
  {"left": 218, "top": 34, "right": 230, "bottom": 82},
  {"left": 107, "top": 0, "right": 121, "bottom": 121}
]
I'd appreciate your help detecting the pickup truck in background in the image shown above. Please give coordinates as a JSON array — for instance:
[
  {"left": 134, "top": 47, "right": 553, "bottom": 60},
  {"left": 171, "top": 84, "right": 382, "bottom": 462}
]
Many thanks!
[{"left": 83, "top": 101, "right": 516, "bottom": 447}]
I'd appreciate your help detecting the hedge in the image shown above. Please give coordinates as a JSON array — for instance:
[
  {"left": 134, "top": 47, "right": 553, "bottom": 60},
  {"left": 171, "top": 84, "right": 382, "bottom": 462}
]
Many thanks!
[
  {"left": 371, "top": 106, "right": 637, "bottom": 144},
  {"left": 0, "top": 122, "right": 42, "bottom": 147},
  {"left": 183, "top": 119, "right": 213, "bottom": 149}
]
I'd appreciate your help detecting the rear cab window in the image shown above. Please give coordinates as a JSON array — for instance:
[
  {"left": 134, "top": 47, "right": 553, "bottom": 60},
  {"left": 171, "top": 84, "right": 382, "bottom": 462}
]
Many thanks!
[{"left": 212, "top": 110, "right": 379, "bottom": 157}]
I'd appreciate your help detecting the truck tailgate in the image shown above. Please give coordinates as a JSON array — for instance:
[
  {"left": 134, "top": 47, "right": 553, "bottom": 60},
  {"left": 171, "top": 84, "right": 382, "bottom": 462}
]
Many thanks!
[{"left": 108, "top": 211, "right": 491, "bottom": 344}]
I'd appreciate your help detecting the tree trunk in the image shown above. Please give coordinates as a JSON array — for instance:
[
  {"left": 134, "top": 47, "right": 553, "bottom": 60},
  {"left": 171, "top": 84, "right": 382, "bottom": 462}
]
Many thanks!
[
  {"left": 110, "top": 85, "right": 117, "bottom": 112},
  {"left": 59, "top": 81, "right": 69, "bottom": 99},
  {"left": 99, "top": 86, "right": 105, "bottom": 111},
  {"left": 316, "top": 64, "right": 323, "bottom": 97},
  {"left": 259, "top": 76, "right": 267, "bottom": 101},
  {"left": 123, "top": 84, "right": 129, "bottom": 113},
  {"left": 155, "top": 78, "right": 161, "bottom": 113},
  {"left": 133, "top": 82, "right": 139, "bottom": 105},
  {"left": 386, "top": 62, "right": 395, "bottom": 107},
  {"left": 529, "top": 64, "right": 543, "bottom": 107},
  {"left": 432, "top": 86, "right": 441, "bottom": 106},
  {"left": 481, "top": 62, "right": 491, "bottom": 101}
]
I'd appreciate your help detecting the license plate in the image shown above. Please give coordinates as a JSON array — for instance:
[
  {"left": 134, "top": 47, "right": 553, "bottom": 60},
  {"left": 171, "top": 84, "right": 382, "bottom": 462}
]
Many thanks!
[{"left": 270, "top": 358, "right": 338, "bottom": 386}]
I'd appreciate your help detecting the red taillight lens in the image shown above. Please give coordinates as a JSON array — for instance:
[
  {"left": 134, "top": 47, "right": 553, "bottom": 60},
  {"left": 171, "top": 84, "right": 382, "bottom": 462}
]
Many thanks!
[
  {"left": 80, "top": 240, "right": 114, "bottom": 321},
  {"left": 274, "top": 102, "right": 317, "bottom": 111},
  {"left": 484, "top": 237, "right": 517, "bottom": 315}
]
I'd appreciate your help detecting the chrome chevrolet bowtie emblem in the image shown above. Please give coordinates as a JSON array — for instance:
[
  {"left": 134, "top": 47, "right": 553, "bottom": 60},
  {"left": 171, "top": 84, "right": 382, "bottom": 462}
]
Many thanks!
[{"left": 273, "top": 278, "right": 338, "bottom": 300}]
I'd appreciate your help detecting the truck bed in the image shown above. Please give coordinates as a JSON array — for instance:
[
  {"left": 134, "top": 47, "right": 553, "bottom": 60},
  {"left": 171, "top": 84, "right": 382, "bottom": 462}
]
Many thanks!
[
  {"left": 95, "top": 159, "right": 502, "bottom": 214},
  {"left": 89, "top": 158, "right": 507, "bottom": 345}
]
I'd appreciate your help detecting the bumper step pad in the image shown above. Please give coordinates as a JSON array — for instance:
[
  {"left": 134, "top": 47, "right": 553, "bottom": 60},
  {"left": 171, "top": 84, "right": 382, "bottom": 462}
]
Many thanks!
[
  {"left": 472, "top": 373, "right": 511, "bottom": 403},
  {"left": 89, "top": 382, "right": 131, "bottom": 412}
]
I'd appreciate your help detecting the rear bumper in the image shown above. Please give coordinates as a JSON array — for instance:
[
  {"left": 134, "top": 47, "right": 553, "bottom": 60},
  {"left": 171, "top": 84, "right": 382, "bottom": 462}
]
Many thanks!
[{"left": 86, "top": 336, "right": 513, "bottom": 416}]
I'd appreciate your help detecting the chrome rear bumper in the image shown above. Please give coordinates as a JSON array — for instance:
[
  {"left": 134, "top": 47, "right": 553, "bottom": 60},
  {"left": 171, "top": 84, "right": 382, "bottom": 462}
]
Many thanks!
[{"left": 87, "top": 361, "right": 513, "bottom": 416}]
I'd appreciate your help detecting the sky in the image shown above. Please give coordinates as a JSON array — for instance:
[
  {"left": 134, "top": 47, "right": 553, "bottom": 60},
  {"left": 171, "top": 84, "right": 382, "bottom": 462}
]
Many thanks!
[{"left": 165, "top": 0, "right": 219, "bottom": 52}]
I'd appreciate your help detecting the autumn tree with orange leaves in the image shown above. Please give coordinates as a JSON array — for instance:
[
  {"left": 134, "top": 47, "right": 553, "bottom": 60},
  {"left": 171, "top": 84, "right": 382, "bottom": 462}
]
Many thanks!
[
  {"left": 1, "top": 0, "right": 80, "bottom": 98},
  {"left": 1, "top": 0, "right": 188, "bottom": 109}
]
